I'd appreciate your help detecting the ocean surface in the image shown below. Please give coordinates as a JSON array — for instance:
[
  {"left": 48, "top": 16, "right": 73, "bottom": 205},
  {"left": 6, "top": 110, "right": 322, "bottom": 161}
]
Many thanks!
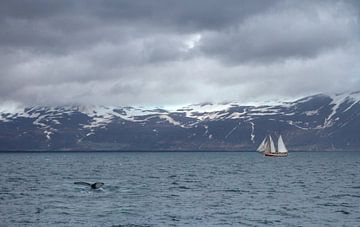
[{"left": 0, "top": 151, "right": 359, "bottom": 226}]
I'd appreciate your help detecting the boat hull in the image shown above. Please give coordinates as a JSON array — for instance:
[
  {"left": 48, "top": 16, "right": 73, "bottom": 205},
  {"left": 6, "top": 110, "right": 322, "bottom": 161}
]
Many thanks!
[{"left": 264, "top": 152, "right": 288, "bottom": 157}]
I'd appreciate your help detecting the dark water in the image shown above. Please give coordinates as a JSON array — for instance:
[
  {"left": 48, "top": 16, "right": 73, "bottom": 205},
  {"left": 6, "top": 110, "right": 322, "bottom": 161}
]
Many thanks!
[{"left": 1, "top": 152, "right": 360, "bottom": 226}]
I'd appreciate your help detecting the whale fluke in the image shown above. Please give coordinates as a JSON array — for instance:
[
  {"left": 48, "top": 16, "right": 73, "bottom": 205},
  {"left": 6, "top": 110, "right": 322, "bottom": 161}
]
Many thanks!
[
  {"left": 74, "top": 181, "right": 104, "bottom": 189},
  {"left": 90, "top": 182, "right": 104, "bottom": 189}
]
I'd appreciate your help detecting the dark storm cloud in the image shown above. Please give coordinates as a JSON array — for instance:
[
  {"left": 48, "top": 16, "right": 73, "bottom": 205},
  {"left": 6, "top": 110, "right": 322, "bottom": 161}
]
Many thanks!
[
  {"left": 0, "top": 0, "right": 275, "bottom": 51},
  {"left": 0, "top": 0, "right": 359, "bottom": 105}
]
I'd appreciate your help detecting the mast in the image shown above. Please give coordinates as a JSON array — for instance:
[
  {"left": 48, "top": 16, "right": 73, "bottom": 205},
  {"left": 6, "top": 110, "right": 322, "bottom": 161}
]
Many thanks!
[
  {"left": 277, "top": 135, "right": 288, "bottom": 153},
  {"left": 269, "top": 136, "right": 276, "bottom": 153}
]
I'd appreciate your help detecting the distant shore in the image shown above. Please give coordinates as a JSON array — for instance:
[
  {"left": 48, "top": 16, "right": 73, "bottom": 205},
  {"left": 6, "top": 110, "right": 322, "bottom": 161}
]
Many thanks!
[{"left": 0, "top": 149, "right": 358, "bottom": 153}]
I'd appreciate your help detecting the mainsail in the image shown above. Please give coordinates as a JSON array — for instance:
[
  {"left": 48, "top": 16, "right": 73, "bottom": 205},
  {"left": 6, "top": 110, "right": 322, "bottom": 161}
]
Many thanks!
[
  {"left": 277, "top": 135, "right": 288, "bottom": 153},
  {"left": 269, "top": 136, "right": 276, "bottom": 153}
]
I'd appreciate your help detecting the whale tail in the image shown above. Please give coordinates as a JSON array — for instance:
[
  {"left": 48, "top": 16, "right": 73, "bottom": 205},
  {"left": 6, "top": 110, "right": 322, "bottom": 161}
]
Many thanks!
[{"left": 91, "top": 182, "right": 104, "bottom": 189}]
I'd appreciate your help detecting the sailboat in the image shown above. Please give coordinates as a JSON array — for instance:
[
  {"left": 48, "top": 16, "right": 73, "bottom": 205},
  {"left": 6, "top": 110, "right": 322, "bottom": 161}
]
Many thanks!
[{"left": 257, "top": 135, "right": 288, "bottom": 157}]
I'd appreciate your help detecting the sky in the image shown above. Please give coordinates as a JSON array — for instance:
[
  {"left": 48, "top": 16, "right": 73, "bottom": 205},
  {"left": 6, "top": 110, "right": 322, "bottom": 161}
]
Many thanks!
[{"left": 0, "top": 0, "right": 360, "bottom": 106}]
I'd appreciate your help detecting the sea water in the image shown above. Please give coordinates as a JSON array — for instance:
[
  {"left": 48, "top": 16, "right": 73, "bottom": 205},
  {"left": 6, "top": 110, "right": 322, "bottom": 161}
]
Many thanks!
[{"left": 0, "top": 151, "right": 359, "bottom": 226}]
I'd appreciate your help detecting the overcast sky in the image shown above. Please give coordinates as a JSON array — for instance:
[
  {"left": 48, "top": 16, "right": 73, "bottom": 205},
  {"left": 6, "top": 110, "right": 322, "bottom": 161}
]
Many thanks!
[{"left": 1, "top": 0, "right": 360, "bottom": 106}]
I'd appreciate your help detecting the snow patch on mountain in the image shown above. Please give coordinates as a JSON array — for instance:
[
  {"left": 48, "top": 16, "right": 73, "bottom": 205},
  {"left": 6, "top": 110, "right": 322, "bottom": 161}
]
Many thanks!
[
  {"left": 177, "top": 103, "right": 235, "bottom": 121},
  {"left": 225, "top": 125, "right": 238, "bottom": 139},
  {"left": 249, "top": 122, "right": 255, "bottom": 143},
  {"left": 287, "top": 120, "right": 311, "bottom": 130},
  {"left": 44, "top": 130, "right": 53, "bottom": 140},
  {"left": 203, "top": 125, "right": 209, "bottom": 136},
  {"left": 121, "top": 107, "right": 167, "bottom": 121},
  {"left": 0, "top": 102, "right": 30, "bottom": 122},
  {"left": 228, "top": 111, "right": 246, "bottom": 119},
  {"left": 304, "top": 110, "right": 319, "bottom": 116},
  {"left": 323, "top": 92, "right": 360, "bottom": 127},
  {"left": 158, "top": 115, "right": 184, "bottom": 127},
  {"left": 81, "top": 106, "right": 116, "bottom": 129}
]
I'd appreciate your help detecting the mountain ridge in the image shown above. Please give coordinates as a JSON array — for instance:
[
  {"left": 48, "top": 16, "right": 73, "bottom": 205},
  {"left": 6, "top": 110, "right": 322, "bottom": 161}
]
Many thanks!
[{"left": 1, "top": 92, "right": 360, "bottom": 151}]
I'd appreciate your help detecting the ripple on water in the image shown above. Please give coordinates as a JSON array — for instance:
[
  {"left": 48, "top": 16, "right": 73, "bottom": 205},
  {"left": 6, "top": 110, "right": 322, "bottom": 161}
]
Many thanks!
[{"left": 0, "top": 151, "right": 360, "bottom": 226}]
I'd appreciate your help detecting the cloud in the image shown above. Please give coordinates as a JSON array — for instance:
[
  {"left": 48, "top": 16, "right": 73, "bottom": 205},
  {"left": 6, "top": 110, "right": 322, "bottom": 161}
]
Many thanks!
[
  {"left": 198, "top": 1, "right": 358, "bottom": 64},
  {"left": 0, "top": 0, "right": 359, "bottom": 106},
  {"left": 0, "top": 0, "right": 275, "bottom": 52}
]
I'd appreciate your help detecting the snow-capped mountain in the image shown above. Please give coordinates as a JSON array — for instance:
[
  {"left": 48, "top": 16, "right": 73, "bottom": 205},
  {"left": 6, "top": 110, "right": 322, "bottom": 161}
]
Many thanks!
[{"left": 1, "top": 92, "right": 360, "bottom": 151}]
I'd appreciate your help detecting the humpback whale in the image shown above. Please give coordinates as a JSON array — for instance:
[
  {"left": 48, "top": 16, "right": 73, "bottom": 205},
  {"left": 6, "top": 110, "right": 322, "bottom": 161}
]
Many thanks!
[{"left": 74, "top": 181, "right": 104, "bottom": 189}]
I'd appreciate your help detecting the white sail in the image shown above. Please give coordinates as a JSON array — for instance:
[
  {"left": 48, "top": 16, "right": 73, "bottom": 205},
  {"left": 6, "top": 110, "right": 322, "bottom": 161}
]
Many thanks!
[
  {"left": 257, "top": 137, "right": 267, "bottom": 152},
  {"left": 269, "top": 136, "right": 276, "bottom": 153},
  {"left": 277, "top": 135, "right": 288, "bottom": 153}
]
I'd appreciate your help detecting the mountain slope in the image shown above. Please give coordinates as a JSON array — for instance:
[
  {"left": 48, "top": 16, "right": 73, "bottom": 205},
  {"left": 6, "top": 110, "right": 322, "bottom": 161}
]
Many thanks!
[{"left": 1, "top": 92, "right": 360, "bottom": 151}]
